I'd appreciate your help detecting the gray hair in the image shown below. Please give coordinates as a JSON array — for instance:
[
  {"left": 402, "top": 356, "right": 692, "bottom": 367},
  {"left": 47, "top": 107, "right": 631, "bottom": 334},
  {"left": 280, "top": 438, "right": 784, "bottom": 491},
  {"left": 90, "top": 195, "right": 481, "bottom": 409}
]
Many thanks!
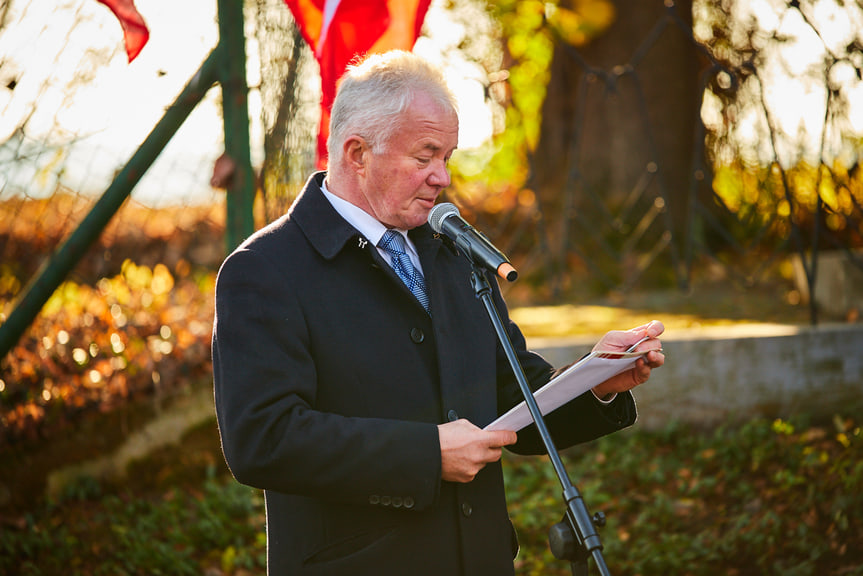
[{"left": 327, "top": 51, "right": 458, "bottom": 165}]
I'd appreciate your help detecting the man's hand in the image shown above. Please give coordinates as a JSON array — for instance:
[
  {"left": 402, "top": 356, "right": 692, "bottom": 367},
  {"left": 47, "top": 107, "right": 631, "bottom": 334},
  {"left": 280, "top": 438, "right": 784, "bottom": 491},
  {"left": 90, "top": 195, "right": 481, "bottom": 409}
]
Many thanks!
[
  {"left": 438, "top": 419, "right": 517, "bottom": 483},
  {"left": 591, "top": 320, "right": 665, "bottom": 400}
]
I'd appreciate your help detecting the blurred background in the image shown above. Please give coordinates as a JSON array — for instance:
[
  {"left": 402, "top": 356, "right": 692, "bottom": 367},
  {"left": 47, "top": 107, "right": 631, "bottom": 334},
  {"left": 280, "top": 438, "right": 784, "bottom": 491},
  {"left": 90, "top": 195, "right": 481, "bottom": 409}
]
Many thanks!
[{"left": 1, "top": 0, "right": 862, "bottom": 574}]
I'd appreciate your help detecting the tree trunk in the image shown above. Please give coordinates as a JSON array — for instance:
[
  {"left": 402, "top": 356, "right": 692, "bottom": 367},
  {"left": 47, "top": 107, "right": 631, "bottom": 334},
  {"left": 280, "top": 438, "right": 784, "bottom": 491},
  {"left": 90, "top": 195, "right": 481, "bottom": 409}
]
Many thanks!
[{"left": 531, "top": 0, "right": 702, "bottom": 292}]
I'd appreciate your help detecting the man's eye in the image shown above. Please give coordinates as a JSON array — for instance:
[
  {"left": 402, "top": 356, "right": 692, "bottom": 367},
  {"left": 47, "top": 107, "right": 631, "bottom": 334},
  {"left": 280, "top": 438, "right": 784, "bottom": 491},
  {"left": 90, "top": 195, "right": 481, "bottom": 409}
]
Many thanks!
[{"left": 417, "top": 157, "right": 431, "bottom": 165}]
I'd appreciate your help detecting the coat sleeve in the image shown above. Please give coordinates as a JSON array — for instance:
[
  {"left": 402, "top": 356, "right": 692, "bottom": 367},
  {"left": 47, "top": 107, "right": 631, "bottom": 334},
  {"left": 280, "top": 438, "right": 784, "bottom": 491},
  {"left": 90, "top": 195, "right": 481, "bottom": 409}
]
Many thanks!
[
  {"left": 212, "top": 247, "right": 441, "bottom": 510},
  {"left": 486, "top": 279, "right": 637, "bottom": 456}
]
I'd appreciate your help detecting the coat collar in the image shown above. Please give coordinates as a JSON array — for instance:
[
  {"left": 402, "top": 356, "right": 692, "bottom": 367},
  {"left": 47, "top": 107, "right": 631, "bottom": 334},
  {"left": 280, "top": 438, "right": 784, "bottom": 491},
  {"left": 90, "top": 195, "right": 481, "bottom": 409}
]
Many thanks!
[{"left": 290, "top": 171, "right": 443, "bottom": 264}]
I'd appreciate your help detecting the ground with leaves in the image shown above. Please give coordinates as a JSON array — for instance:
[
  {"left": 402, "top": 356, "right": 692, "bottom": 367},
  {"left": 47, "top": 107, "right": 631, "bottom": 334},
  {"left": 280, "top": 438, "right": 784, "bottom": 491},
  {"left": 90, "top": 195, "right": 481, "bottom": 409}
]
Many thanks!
[
  {"left": 1, "top": 414, "right": 861, "bottom": 576},
  {"left": 507, "top": 416, "right": 863, "bottom": 576},
  {"left": 2, "top": 198, "right": 861, "bottom": 575}
]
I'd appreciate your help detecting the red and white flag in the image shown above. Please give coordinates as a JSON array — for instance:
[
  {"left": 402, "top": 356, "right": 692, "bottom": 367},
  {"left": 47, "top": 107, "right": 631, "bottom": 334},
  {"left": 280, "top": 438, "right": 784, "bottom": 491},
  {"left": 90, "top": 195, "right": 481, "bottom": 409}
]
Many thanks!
[
  {"left": 283, "top": 0, "right": 432, "bottom": 168},
  {"left": 96, "top": 0, "right": 150, "bottom": 62}
]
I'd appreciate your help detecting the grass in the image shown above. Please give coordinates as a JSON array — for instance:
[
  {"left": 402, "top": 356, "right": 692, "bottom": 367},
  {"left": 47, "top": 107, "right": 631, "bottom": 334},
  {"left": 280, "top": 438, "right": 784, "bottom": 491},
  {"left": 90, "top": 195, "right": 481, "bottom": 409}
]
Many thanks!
[
  {"left": 3, "top": 187, "right": 859, "bottom": 575},
  {"left": 1, "top": 419, "right": 267, "bottom": 576},
  {"left": 2, "top": 414, "right": 861, "bottom": 576},
  {"left": 0, "top": 228, "right": 856, "bottom": 575},
  {"left": 507, "top": 415, "right": 863, "bottom": 576},
  {"left": 509, "top": 279, "right": 816, "bottom": 341}
]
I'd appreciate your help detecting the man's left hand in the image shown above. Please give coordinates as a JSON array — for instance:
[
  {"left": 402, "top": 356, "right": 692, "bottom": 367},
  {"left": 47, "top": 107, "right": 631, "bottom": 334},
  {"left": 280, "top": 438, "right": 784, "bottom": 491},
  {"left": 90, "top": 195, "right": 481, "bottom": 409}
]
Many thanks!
[{"left": 590, "top": 320, "right": 665, "bottom": 400}]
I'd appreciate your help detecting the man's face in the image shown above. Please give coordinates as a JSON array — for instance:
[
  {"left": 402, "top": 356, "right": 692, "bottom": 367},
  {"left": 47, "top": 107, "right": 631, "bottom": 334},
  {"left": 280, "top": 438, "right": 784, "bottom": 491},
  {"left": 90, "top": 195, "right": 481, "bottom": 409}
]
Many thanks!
[{"left": 358, "top": 92, "right": 459, "bottom": 230}]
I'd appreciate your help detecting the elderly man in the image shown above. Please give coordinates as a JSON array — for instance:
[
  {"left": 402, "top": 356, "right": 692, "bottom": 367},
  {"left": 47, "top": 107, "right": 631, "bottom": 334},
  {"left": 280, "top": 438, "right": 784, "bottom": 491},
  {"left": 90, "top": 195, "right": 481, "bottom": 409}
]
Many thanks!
[{"left": 212, "top": 50, "right": 664, "bottom": 575}]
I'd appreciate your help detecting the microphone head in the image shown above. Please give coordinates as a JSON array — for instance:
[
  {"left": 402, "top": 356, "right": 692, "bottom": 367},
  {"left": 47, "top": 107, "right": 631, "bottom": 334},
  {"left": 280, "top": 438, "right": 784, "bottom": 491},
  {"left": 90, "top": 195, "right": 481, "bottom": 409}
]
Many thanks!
[{"left": 428, "top": 202, "right": 460, "bottom": 234}]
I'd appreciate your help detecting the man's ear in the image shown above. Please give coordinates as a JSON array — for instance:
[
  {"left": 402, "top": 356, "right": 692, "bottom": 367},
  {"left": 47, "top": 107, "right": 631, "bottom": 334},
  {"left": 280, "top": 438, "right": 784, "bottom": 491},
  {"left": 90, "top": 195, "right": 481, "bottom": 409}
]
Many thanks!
[{"left": 344, "top": 136, "right": 368, "bottom": 174}]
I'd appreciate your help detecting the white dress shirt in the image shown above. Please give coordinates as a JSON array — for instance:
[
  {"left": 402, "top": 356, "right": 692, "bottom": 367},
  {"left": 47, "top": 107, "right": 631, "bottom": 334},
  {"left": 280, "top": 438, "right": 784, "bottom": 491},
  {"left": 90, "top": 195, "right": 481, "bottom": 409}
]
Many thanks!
[
  {"left": 320, "top": 180, "right": 425, "bottom": 274},
  {"left": 320, "top": 179, "right": 615, "bottom": 403}
]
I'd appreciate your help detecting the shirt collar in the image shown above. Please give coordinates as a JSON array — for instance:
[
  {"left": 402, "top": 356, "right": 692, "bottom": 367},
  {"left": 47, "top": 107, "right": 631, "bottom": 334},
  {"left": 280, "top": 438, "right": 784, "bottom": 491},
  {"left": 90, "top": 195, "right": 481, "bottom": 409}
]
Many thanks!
[{"left": 320, "top": 179, "right": 411, "bottom": 249}]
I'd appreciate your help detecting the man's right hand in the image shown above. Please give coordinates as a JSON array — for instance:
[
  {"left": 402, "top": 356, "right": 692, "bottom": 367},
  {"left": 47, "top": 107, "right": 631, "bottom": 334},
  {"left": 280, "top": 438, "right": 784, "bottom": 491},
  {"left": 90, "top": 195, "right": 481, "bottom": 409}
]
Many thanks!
[{"left": 438, "top": 419, "right": 517, "bottom": 483}]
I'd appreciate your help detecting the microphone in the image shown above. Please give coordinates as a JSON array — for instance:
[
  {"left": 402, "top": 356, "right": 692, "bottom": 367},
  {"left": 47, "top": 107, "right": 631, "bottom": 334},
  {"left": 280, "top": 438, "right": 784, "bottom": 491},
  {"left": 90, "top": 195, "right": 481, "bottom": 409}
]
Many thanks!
[{"left": 428, "top": 202, "right": 518, "bottom": 282}]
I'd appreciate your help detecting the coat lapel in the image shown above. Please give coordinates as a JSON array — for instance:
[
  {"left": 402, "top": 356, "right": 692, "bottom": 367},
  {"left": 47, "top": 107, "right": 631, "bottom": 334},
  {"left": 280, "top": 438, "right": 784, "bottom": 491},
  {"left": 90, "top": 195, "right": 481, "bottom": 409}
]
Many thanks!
[
  {"left": 289, "top": 172, "right": 448, "bottom": 313},
  {"left": 290, "top": 172, "right": 362, "bottom": 261}
]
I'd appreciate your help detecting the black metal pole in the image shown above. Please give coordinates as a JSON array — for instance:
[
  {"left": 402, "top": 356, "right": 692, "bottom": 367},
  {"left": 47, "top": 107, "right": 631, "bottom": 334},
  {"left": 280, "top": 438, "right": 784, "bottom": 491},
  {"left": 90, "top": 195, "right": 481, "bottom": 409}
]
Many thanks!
[
  {"left": 469, "top": 265, "right": 611, "bottom": 576},
  {"left": 216, "top": 0, "right": 256, "bottom": 252}
]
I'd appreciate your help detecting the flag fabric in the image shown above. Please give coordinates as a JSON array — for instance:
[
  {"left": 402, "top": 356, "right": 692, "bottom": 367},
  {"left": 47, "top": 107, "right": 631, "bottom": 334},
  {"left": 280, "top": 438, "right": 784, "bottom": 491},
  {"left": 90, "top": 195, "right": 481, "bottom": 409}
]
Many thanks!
[
  {"left": 283, "top": 0, "right": 433, "bottom": 168},
  {"left": 96, "top": 0, "right": 150, "bottom": 62}
]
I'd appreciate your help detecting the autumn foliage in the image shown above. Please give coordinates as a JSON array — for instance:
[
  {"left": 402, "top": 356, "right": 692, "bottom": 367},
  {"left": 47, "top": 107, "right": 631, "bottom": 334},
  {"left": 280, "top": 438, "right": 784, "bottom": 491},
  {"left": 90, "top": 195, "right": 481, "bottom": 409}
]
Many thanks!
[{"left": 0, "top": 195, "right": 224, "bottom": 449}]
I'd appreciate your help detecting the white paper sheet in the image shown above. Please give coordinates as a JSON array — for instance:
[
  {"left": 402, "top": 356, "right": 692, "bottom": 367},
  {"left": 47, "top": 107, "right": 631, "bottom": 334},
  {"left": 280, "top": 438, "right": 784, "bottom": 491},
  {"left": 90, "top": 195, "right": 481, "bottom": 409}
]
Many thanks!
[{"left": 484, "top": 350, "right": 646, "bottom": 432}]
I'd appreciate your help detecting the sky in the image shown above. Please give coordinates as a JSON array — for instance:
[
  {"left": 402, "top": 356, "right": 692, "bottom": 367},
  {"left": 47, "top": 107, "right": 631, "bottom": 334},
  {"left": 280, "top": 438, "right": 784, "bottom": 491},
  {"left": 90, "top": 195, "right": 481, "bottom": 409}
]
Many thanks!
[
  {"left": 0, "top": 0, "right": 493, "bottom": 207},
  {"left": 0, "top": 0, "right": 225, "bottom": 206},
  {"left": 1, "top": 0, "right": 861, "bottom": 207}
]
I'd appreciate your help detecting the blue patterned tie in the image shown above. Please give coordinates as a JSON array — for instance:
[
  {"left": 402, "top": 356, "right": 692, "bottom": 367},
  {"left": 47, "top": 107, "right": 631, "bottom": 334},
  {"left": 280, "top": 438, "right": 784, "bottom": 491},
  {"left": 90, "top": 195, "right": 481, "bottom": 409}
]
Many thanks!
[{"left": 378, "top": 229, "right": 430, "bottom": 313}]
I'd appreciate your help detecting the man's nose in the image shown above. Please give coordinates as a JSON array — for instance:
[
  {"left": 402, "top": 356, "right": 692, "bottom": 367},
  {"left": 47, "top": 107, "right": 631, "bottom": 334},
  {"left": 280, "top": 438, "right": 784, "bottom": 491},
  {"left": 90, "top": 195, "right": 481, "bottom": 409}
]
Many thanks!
[{"left": 428, "top": 159, "right": 451, "bottom": 187}]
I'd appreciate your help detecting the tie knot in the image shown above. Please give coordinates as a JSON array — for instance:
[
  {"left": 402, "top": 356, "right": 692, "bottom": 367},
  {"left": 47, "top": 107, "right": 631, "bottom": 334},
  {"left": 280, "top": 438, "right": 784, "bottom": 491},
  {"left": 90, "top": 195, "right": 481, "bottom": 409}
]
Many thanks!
[{"left": 379, "top": 229, "right": 407, "bottom": 255}]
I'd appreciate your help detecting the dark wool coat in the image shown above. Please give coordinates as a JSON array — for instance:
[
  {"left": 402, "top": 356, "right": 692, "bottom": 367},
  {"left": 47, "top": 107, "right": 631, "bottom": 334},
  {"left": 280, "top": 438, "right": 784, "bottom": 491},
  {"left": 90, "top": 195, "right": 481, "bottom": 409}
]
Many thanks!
[{"left": 212, "top": 172, "right": 636, "bottom": 575}]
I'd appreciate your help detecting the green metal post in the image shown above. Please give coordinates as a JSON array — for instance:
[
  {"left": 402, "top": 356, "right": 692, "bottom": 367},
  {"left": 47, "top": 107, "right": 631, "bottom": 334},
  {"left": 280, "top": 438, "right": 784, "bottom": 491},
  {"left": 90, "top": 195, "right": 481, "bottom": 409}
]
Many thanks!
[
  {"left": 217, "top": 0, "right": 256, "bottom": 252},
  {"left": 0, "top": 49, "right": 221, "bottom": 359}
]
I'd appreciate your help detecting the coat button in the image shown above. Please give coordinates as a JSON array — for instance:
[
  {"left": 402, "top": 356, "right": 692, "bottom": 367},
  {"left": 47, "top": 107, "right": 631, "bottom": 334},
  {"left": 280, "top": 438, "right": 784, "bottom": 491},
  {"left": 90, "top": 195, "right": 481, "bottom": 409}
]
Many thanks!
[
  {"left": 369, "top": 495, "right": 380, "bottom": 505},
  {"left": 410, "top": 328, "right": 424, "bottom": 343},
  {"left": 404, "top": 497, "right": 415, "bottom": 509},
  {"left": 461, "top": 502, "right": 473, "bottom": 517},
  {"left": 447, "top": 409, "right": 458, "bottom": 422}
]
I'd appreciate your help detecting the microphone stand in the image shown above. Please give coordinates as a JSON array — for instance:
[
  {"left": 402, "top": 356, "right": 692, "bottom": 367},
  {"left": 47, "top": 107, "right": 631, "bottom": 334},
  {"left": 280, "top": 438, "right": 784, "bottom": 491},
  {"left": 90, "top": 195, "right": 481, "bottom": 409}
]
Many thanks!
[{"left": 469, "top": 264, "right": 612, "bottom": 576}]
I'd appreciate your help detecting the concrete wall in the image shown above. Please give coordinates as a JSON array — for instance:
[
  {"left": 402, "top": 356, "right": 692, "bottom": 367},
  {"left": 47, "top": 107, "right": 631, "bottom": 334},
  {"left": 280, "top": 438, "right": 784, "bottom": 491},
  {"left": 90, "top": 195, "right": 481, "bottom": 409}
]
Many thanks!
[
  {"left": 36, "top": 323, "right": 862, "bottom": 502},
  {"left": 532, "top": 323, "right": 863, "bottom": 429}
]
